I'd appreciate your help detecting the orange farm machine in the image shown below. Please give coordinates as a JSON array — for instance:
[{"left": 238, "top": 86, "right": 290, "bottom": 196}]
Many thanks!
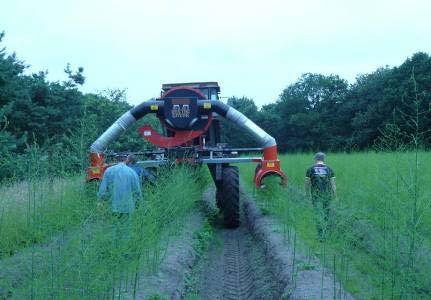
[{"left": 87, "top": 82, "right": 287, "bottom": 227}]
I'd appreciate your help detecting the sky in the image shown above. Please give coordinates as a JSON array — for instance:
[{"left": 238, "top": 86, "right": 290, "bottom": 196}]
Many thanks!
[{"left": 1, "top": 0, "right": 430, "bottom": 107}]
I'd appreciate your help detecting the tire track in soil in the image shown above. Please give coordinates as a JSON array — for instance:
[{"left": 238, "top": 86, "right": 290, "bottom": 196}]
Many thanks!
[
  {"left": 195, "top": 225, "right": 282, "bottom": 300},
  {"left": 187, "top": 187, "right": 354, "bottom": 299},
  {"left": 222, "top": 229, "right": 254, "bottom": 300}
]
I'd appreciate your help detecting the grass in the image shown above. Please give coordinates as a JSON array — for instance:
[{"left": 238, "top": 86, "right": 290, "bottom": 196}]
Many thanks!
[
  {"left": 0, "top": 176, "right": 92, "bottom": 258},
  {"left": 3, "top": 147, "right": 429, "bottom": 299},
  {"left": 0, "top": 164, "right": 209, "bottom": 299},
  {"left": 240, "top": 151, "right": 431, "bottom": 299}
]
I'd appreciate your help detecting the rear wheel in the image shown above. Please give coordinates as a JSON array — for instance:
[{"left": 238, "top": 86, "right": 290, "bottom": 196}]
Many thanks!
[
  {"left": 220, "top": 166, "right": 240, "bottom": 228},
  {"left": 216, "top": 187, "right": 224, "bottom": 211}
]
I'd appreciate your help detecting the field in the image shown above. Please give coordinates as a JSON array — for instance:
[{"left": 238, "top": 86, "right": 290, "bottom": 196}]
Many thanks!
[
  {"left": 1, "top": 151, "right": 430, "bottom": 299},
  {"left": 0, "top": 166, "right": 209, "bottom": 299},
  {"left": 2, "top": 3, "right": 430, "bottom": 298},
  {"left": 240, "top": 151, "right": 431, "bottom": 299}
]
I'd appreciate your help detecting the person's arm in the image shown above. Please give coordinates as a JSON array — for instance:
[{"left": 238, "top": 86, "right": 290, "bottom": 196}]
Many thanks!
[
  {"left": 142, "top": 168, "right": 156, "bottom": 183},
  {"left": 133, "top": 173, "right": 142, "bottom": 201}
]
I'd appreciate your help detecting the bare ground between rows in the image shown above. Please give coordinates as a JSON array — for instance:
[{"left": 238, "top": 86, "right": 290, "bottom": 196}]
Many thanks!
[
  {"left": 241, "top": 188, "right": 354, "bottom": 300},
  {"left": 181, "top": 186, "right": 354, "bottom": 299},
  {"left": 187, "top": 187, "right": 283, "bottom": 299},
  {"left": 127, "top": 211, "right": 204, "bottom": 299}
]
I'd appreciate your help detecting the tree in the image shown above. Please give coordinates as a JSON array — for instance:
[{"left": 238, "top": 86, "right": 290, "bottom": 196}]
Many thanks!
[
  {"left": 274, "top": 73, "right": 348, "bottom": 151},
  {"left": 221, "top": 97, "right": 260, "bottom": 147},
  {"left": 347, "top": 52, "right": 431, "bottom": 149},
  {"left": 64, "top": 63, "right": 85, "bottom": 87}
]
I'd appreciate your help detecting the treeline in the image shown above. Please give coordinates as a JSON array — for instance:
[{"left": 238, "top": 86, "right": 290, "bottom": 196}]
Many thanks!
[
  {"left": 0, "top": 32, "right": 157, "bottom": 180},
  {"left": 223, "top": 52, "right": 431, "bottom": 151},
  {"left": 1, "top": 31, "right": 430, "bottom": 179}
]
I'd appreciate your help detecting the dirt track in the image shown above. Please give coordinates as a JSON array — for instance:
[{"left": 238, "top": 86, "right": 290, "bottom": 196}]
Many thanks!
[
  {"left": 185, "top": 188, "right": 283, "bottom": 299},
  {"left": 194, "top": 226, "right": 282, "bottom": 299},
  {"left": 185, "top": 187, "right": 354, "bottom": 300}
]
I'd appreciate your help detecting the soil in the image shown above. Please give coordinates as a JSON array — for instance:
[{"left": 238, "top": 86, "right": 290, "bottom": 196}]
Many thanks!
[
  {"left": 192, "top": 226, "right": 282, "bottom": 299},
  {"left": 242, "top": 188, "right": 354, "bottom": 300},
  {"left": 185, "top": 186, "right": 354, "bottom": 299},
  {"left": 129, "top": 210, "right": 204, "bottom": 299},
  {"left": 183, "top": 187, "right": 281, "bottom": 299}
]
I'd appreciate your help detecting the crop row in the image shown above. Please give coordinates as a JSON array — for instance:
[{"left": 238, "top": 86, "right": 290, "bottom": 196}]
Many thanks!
[{"left": 240, "top": 151, "right": 431, "bottom": 299}]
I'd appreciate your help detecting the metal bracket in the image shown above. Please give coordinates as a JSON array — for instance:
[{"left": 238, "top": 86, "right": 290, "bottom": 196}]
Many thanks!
[{"left": 199, "top": 157, "right": 261, "bottom": 164}]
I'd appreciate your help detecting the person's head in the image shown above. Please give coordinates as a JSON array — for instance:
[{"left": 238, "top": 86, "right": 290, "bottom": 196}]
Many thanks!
[
  {"left": 314, "top": 152, "right": 326, "bottom": 163},
  {"left": 116, "top": 154, "right": 127, "bottom": 163},
  {"left": 126, "top": 154, "right": 137, "bottom": 165}
]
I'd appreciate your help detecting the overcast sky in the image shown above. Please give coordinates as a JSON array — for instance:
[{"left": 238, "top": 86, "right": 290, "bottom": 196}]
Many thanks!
[{"left": 1, "top": 0, "right": 430, "bottom": 106}]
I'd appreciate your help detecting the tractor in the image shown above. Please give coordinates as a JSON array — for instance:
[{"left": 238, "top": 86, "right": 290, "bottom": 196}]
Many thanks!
[{"left": 87, "top": 82, "right": 287, "bottom": 228}]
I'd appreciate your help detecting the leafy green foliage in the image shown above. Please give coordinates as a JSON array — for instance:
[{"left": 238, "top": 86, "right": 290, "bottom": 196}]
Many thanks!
[
  {"left": 220, "top": 97, "right": 259, "bottom": 147},
  {"left": 1, "top": 30, "right": 430, "bottom": 180},
  {"left": 220, "top": 54, "right": 431, "bottom": 152},
  {"left": 241, "top": 151, "right": 431, "bottom": 299},
  {"left": 0, "top": 165, "right": 209, "bottom": 298},
  {"left": 0, "top": 33, "right": 162, "bottom": 180},
  {"left": 64, "top": 63, "right": 85, "bottom": 87}
]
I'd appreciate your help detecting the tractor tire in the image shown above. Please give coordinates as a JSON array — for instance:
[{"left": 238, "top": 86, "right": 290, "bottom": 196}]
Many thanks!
[
  {"left": 216, "top": 187, "right": 224, "bottom": 211},
  {"left": 221, "top": 166, "right": 240, "bottom": 228}
]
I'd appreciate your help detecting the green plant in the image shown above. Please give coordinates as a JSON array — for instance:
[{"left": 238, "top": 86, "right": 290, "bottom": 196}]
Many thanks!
[
  {"left": 0, "top": 165, "right": 210, "bottom": 299},
  {"left": 183, "top": 218, "right": 215, "bottom": 299},
  {"left": 240, "top": 150, "right": 431, "bottom": 299}
]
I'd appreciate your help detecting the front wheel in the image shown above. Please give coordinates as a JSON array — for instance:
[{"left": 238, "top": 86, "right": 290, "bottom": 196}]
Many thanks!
[{"left": 220, "top": 166, "right": 240, "bottom": 228}]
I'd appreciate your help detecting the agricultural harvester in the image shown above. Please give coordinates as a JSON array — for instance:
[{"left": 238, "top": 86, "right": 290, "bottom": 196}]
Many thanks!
[{"left": 87, "top": 82, "right": 287, "bottom": 228}]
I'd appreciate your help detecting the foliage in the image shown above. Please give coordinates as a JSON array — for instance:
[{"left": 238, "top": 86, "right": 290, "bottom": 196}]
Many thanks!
[
  {"left": 220, "top": 96, "right": 259, "bottom": 147},
  {"left": 0, "top": 32, "right": 162, "bottom": 180},
  {"left": 64, "top": 63, "right": 85, "bottom": 87},
  {"left": 0, "top": 165, "right": 209, "bottom": 298},
  {"left": 1, "top": 30, "right": 431, "bottom": 179},
  {"left": 219, "top": 54, "right": 431, "bottom": 152},
  {"left": 273, "top": 73, "right": 349, "bottom": 151},
  {"left": 241, "top": 151, "right": 431, "bottom": 299}
]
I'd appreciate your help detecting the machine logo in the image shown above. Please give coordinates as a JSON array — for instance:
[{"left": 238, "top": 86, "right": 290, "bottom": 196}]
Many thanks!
[
  {"left": 164, "top": 97, "right": 198, "bottom": 129},
  {"left": 171, "top": 99, "right": 191, "bottom": 118},
  {"left": 172, "top": 104, "right": 190, "bottom": 118}
]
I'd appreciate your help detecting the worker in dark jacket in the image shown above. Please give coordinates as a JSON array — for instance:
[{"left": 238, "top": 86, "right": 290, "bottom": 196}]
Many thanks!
[
  {"left": 126, "top": 154, "right": 156, "bottom": 184},
  {"left": 305, "top": 152, "right": 337, "bottom": 240}
]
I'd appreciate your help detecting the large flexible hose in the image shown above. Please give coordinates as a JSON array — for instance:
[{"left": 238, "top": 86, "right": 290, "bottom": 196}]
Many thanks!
[{"left": 90, "top": 100, "right": 277, "bottom": 153}]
